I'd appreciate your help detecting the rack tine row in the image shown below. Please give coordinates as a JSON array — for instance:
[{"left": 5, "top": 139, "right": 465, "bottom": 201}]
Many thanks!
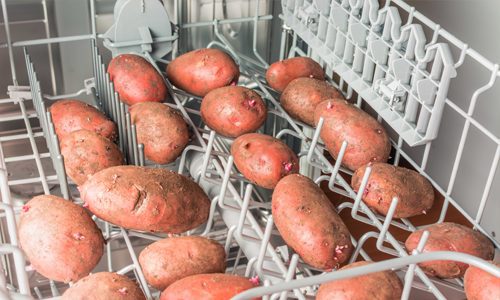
[{"left": 24, "top": 49, "right": 69, "bottom": 199}]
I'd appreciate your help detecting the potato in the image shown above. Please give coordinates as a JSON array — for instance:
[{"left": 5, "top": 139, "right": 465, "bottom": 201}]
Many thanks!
[
  {"left": 108, "top": 54, "right": 167, "bottom": 106},
  {"left": 139, "top": 236, "right": 226, "bottom": 290},
  {"left": 160, "top": 273, "right": 259, "bottom": 300},
  {"left": 60, "top": 130, "right": 124, "bottom": 186},
  {"left": 314, "top": 99, "right": 391, "bottom": 171},
  {"left": 18, "top": 195, "right": 104, "bottom": 283},
  {"left": 61, "top": 272, "right": 145, "bottom": 300},
  {"left": 351, "top": 162, "right": 434, "bottom": 218},
  {"left": 280, "top": 77, "right": 343, "bottom": 126},
  {"left": 231, "top": 133, "right": 299, "bottom": 189},
  {"left": 317, "top": 261, "right": 403, "bottom": 300},
  {"left": 201, "top": 86, "right": 267, "bottom": 138},
  {"left": 130, "top": 102, "right": 189, "bottom": 164},
  {"left": 272, "top": 174, "right": 353, "bottom": 269},
  {"left": 50, "top": 99, "right": 117, "bottom": 141},
  {"left": 405, "top": 222, "right": 494, "bottom": 278},
  {"left": 464, "top": 261, "right": 500, "bottom": 300},
  {"left": 167, "top": 48, "right": 239, "bottom": 97},
  {"left": 80, "top": 166, "right": 210, "bottom": 233},
  {"left": 266, "top": 57, "right": 325, "bottom": 92}
]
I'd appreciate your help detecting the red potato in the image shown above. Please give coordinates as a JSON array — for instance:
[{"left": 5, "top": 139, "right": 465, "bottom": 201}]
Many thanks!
[
  {"left": 266, "top": 57, "right": 325, "bottom": 92},
  {"left": 405, "top": 222, "right": 495, "bottom": 278},
  {"left": 231, "top": 133, "right": 299, "bottom": 189},
  {"left": 316, "top": 261, "right": 403, "bottom": 300},
  {"left": 60, "top": 130, "right": 124, "bottom": 186},
  {"left": 201, "top": 86, "right": 267, "bottom": 138},
  {"left": 272, "top": 174, "right": 353, "bottom": 269},
  {"left": 108, "top": 54, "right": 167, "bottom": 106},
  {"left": 61, "top": 272, "right": 146, "bottom": 300},
  {"left": 18, "top": 195, "right": 104, "bottom": 283},
  {"left": 314, "top": 99, "right": 391, "bottom": 171},
  {"left": 130, "top": 102, "right": 189, "bottom": 164},
  {"left": 139, "top": 236, "right": 226, "bottom": 290},
  {"left": 167, "top": 48, "right": 239, "bottom": 97},
  {"left": 351, "top": 163, "right": 434, "bottom": 218},
  {"left": 80, "top": 166, "right": 210, "bottom": 233},
  {"left": 50, "top": 99, "right": 117, "bottom": 141},
  {"left": 160, "top": 274, "right": 259, "bottom": 300},
  {"left": 280, "top": 77, "right": 343, "bottom": 126},
  {"left": 464, "top": 261, "right": 500, "bottom": 300}
]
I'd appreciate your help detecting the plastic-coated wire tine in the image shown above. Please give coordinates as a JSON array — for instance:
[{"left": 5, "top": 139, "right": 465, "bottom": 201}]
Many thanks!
[
  {"left": 46, "top": 112, "right": 70, "bottom": 199},
  {"left": 119, "top": 228, "right": 151, "bottom": 299},
  {"left": 138, "top": 144, "right": 145, "bottom": 166},
  {"left": 217, "top": 156, "right": 235, "bottom": 210},
  {"left": 351, "top": 166, "right": 372, "bottom": 217},
  {"left": 475, "top": 145, "right": 500, "bottom": 223},
  {"left": 125, "top": 113, "right": 134, "bottom": 164},
  {"left": 262, "top": 279, "right": 271, "bottom": 300},
  {"left": 402, "top": 230, "right": 430, "bottom": 300},
  {"left": 255, "top": 215, "right": 274, "bottom": 275},
  {"left": 117, "top": 98, "right": 125, "bottom": 152},
  {"left": 200, "top": 131, "right": 216, "bottom": 181},
  {"left": 236, "top": 185, "right": 254, "bottom": 238},
  {"left": 245, "top": 257, "right": 257, "bottom": 277},
  {"left": 131, "top": 124, "right": 139, "bottom": 166},
  {"left": 279, "top": 254, "right": 301, "bottom": 300},
  {"left": 201, "top": 196, "right": 219, "bottom": 236},
  {"left": 441, "top": 64, "right": 499, "bottom": 224},
  {"left": 49, "top": 280, "right": 59, "bottom": 297},
  {"left": 105, "top": 222, "right": 112, "bottom": 272},
  {"left": 348, "top": 231, "right": 377, "bottom": 264},
  {"left": 177, "top": 145, "right": 204, "bottom": 174},
  {"left": 376, "top": 197, "right": 400, "bottom": 255},
  {"left": 116, "top": 264, "right": 135, "bottom": 276},
  {"left": 224, "top": 226, "right": 237, "bottom": 256},
  {"left": 306, "top": 117, "right": 324, "bottom": 163},
  {"left": 328, "top": 141, "right": 348, "bottom": 191}
]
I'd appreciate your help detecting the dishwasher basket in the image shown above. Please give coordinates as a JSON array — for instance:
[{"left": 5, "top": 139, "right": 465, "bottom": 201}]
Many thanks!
[{"left": 0, "top": 0, "right": 499, "bottom": 299}]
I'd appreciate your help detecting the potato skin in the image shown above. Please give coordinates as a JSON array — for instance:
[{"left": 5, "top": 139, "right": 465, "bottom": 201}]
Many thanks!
[
  {"left": 317, "top": 261, "right": 403, "bottom": 300},
  {"left": 139, "top": 236, "right": 226, "bottom": 290},
  {"left": 266, "top": 57, "right": 325, "bottom": 92},
  {"left": 80, "top": 166, "right": 210, "bottom": 233},
  {"left": 201, "top": 86, "right": 267, "bottom": 137},
  {"left": 108, "top": 54, "right": 167, "bottom": 106},
  {"left": 61, "top": 272, "right": 145, "bottom": 300},
  {"left": 231, "top": 133, "right": 299, "bottom": 189},
  {"left": 18, "top": 195, "right": 104, "bottom": 283},
  {"left": 167, "top": 48, "right": 239, "bottom": 97},
  {"left": 272, "top": 174, "right": 353, "bottom": 269},
  {"left": 314, "top": 100, "right": 391, "bottom": 170},
  {"left": 464, "top": 262, "right": 500, "bottom": 300},
  {"left": 160, "top": 274, "right": 259, "bottom": 300},
  {"left": 405, "top": 222, "right": 495, "bottom": 278},
  {"left": 130, "top": 102, "right": 189, "bottom": 164},
  {"left": 60, "top": 130, "right": 124, "bottom": 186},
  {"left": 280, "top": 77, "right": 343, "bottom": 126},
  {"left": 50, "top": 99, "right": 117, "bottom": 141},
  {"left": 351, "top": 163, "right": 434, "bottom": 218}
]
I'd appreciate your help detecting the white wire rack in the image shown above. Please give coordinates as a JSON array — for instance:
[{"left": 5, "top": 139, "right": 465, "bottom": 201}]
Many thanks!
[{"left": 0, "top": 0, "right": 499, "bottom": 299}]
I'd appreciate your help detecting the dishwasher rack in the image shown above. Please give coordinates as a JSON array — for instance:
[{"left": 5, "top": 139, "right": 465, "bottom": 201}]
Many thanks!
[{"left": 1, "top": 0, "right": 499, "bottom": 299}]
